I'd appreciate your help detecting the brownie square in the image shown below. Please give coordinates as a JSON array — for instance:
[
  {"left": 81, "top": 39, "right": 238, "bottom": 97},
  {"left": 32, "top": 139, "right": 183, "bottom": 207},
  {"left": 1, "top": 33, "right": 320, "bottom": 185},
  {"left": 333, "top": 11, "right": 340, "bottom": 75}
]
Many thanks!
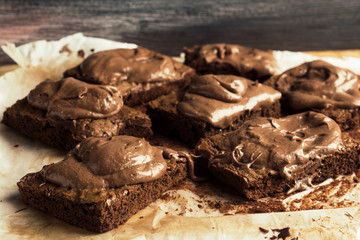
[
  {"left": 64, "top": 47, "right": 196, "bottom": 106},
  {"left": 184, "top": 43, "right": 275, "bottom": 82},
  {"left": 17, "top": 154, "right": 187, "bottom": 233},
  {"left": 266, "top": 60, "right": 360, "bottom": 131},
  {"left": 147, "top": 74, "right": 281, "bottom": 146},
  {"left": 195, "top": 111, "right": 360, "bottom": 200},
  {"left": 2, "top": 98, "right": 152, "bottom": 151}
]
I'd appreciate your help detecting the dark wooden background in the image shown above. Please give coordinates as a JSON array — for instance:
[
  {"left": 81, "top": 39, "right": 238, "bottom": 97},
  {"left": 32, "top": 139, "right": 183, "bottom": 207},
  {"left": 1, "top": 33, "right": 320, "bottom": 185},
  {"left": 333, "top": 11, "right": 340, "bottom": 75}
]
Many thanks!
[{"left": 1, "top": 0, "right": 360, "bottom": 65}]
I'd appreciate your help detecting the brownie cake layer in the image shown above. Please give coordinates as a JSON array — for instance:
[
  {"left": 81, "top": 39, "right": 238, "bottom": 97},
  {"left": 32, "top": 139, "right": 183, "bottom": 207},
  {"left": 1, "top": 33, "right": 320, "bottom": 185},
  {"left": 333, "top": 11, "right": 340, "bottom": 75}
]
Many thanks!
[
  {"left": 196, "top": 112, "right": 360, "bottom": 200},
  {"left": 18, "top": 156, "right": 187, "bottom": 233},
  {"left": 17, "top": 135, "right": 189, "bottom": 233},
  {"left": 267, "top": 60, "right": 360, "bottom": 131},
  {"left": 148, "top": 92, "right": 281, "bottom": 147},
  {"left": 147, "top": 74, "right": 281, "bottom": 146},
  {"left": 64, "top": 47, "right": 196, "bottom": 106},
  {"left": 2, "top": 98, "right": 152, "bottom": 151},
  {"left": 184, "top": 43, "right": 275, "bottom": 82}
]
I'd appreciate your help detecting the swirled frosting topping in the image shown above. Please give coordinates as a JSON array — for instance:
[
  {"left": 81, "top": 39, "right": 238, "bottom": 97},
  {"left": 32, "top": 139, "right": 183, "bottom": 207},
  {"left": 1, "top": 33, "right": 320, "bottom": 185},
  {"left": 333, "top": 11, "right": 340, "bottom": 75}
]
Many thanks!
[
  {"left": 74, "top": 47, "right": 185, "bottom": 85},
  {"left": 209, "top": 111, "right": 342, "bottom": 180},
  {"left": 42, "top": 136, "right": 168, "bottom": 189},
  {"left": 275, "top": 60, "right": 360, "bottom": 110},
  {"left": 185, "top": 43, "right": 275, "bottom": 81},
  {"left": 177, "top": 74, "right": 281, "bottom": 128},
  {"left": 27, "top": 77, "right": 123, "bottom": 120}
]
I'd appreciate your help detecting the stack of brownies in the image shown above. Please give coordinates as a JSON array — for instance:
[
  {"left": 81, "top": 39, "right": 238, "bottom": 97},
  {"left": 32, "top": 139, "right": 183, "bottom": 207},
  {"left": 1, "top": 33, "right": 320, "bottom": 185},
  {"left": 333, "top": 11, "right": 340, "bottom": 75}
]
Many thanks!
[{"left": 3, "top": 43, "right": 360, "bottom": 232}]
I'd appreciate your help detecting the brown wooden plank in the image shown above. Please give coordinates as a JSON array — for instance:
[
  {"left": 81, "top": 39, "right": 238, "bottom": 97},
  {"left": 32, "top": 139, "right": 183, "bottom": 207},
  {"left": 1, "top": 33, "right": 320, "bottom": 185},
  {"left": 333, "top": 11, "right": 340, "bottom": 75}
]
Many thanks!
[
  {"left": 1, "top": 0, "right": 360, "bottom": 65},
  {"left": 1, "top": 49, "right": 360, "bottom": 77}
]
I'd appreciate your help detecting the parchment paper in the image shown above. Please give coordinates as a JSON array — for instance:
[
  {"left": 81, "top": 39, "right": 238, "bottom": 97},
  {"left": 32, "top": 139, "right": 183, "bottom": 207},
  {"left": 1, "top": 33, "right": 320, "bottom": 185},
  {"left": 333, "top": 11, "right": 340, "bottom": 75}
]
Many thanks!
[{"left": 1, "top": 33, "right": 360, "bottom": 239}]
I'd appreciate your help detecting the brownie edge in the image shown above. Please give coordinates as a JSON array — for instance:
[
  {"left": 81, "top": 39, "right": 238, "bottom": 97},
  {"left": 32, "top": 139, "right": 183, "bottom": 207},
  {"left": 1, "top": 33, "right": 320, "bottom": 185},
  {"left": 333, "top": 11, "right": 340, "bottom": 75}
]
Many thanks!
[
  {"left": 17, "top": 157, "right": 187, "bottom": 233},
  {"left": 147, "top": 91, "right": 281, "bottom": 147}
]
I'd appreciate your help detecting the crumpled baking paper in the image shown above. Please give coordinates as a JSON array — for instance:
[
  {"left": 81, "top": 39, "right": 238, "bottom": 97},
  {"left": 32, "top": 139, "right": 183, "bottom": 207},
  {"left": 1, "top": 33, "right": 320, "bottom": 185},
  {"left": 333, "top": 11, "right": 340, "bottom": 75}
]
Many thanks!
[{"left": 1, "top": 33, "right": 360, "bottom": 240}]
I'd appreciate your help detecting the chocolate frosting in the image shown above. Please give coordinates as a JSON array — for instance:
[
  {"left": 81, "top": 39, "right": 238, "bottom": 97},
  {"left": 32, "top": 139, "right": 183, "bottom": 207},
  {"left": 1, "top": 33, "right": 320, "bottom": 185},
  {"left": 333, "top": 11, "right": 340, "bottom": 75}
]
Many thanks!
[
  {"left": 73, "top": 47, "right": 185, "bottom": 86},
  {"left": 42, "top": 136, "right": 168, "bottom": 189},
  {"left": 275, "top": 60, "right": 360, "bottom": 110},
  {"left": 206, "top": 111, "right": 342, "bottom": 180},
  {"left": 185, "top": 43, "right": 275, "bottom": 80},
  {"left": 27, "top": 77, "right": 123, "bottom": 120},
  {"left": 177, "top": 74, "right": 281, "bottom": 128}
]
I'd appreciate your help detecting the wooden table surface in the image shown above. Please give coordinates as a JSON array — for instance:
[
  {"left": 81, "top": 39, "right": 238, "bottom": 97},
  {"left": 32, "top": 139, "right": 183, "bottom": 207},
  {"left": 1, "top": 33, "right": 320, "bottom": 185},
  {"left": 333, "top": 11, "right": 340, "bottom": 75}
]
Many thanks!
[{"left": 1, "top": 0, "right": 360, "bottom": 66}]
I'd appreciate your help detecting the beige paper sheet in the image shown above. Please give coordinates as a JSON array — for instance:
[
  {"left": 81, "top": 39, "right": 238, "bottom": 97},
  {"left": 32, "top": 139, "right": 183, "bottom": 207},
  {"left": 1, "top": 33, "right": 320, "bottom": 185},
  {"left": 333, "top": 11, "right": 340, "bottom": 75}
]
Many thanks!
[{"left": 1, "top": 34, "right": 360, "bottom": 239}]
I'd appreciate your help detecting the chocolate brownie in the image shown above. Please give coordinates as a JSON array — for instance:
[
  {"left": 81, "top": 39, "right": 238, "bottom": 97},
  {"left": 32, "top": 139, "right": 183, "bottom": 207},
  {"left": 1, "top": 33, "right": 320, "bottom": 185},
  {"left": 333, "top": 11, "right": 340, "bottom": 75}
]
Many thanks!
[
  {"left": 268, "top": 60, "right": 360, "bottom": 130},
  {"left": 184, "top": 43, "right": 275, "bottom": 82},
  {"left": 196, "top": 111, "right": 360, "bottom": 200},
  {"left": 64, "top": 47, "right": 196, "bottom": 106},
  {"left": 147, "top": 74, "right": 281, "bottom": 146},
  {"left": 2, "top": 78, "right": 152, "bottom": 151},
  {"left": 17, "top": 135, "right": 188, "bottom": 233}
]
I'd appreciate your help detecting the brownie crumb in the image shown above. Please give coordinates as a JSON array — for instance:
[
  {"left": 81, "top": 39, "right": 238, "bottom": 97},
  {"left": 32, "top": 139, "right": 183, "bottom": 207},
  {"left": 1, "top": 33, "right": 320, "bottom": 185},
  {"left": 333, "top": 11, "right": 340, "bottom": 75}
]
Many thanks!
[
  {"left": 259, "top": 227, "right": 269, "bottom": 233},
  {"left": 77, "top": 49, "right": 85, "bottom": 58},
  {"left": 356, "top": 169, "right": 360, "bottom": 178},
  {"left": 272, "top": 227, "right": 291, "bottom": 240}
]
